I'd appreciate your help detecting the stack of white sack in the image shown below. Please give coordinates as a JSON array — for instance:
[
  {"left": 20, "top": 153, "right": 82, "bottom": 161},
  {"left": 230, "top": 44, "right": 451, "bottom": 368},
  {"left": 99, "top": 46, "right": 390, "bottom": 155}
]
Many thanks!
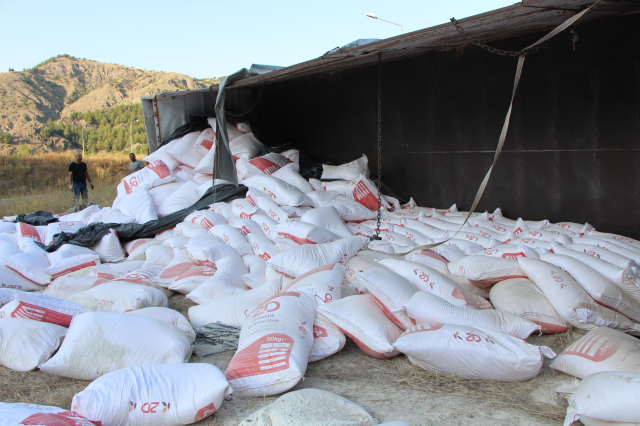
[{"left": 7, "top": 145, "right": 640, "bottom": 412}]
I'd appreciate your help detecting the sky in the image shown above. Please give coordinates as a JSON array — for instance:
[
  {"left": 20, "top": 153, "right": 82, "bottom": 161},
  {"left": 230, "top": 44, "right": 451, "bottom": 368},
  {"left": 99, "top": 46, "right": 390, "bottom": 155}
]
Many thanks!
[{"left": 0, "top": 0, "right": 516, "bottom": 79}]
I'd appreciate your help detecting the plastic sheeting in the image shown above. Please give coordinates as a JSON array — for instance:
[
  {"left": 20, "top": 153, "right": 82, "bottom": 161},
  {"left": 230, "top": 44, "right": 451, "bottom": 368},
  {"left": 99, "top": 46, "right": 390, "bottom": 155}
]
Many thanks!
[{"left": 44, "top": 184, "right": 247, "bottom": 252}]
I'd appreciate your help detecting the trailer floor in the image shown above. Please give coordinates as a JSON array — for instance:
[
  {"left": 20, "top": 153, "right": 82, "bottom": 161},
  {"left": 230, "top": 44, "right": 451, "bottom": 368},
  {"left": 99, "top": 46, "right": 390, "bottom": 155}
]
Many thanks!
[{"left": 0, "top": 294, "right": 583, "bottom": 426}]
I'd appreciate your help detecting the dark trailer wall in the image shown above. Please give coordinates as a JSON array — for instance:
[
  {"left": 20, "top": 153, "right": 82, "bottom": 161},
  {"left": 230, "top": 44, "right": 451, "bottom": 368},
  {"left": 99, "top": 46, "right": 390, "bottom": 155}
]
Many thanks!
[{"left": 239, "top": 12, "right": 640, "bottom": 239}]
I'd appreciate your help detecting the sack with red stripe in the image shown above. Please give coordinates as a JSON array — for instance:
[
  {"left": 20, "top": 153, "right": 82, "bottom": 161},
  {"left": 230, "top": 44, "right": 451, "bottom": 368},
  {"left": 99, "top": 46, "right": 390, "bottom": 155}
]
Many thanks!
[
  {"left": 184, "top": 210, "right": 227, "bottom": 230},
  {"left": 0, "top": 403, "right": 96, "bottom": 426},
  {"left": 209, "top": 224, "right": 252, "bottom": 256},
  {"left": 121, "top": 159, "right": 175, "bottom": 194},
  {"left": 71, "top": 364, "right": 231, "bottom": 426},
  {"left": 321, "top": 174, "right": 381, "bottom": 211},
  {"left": 169, "top": 265, "right": 216, "bottom": 294},
  {"left": 124, "top": 238, "right": 155, "bottom": 255},
  {"left": 236, "top": 152, "right": 291, "bottom": 181},
  {"left": 356, "top": 267, "right": 418, "bottom": 330},
  {"left": 489, "top": 278, "right": 569, "bottom": 334},
  {"left": 224, "top": 290, "right": 316, "bottom": 397},
  {"left": 301, "top": 206, "right": 353, "bottom": 238},
  {"left": 392, "top": 323, "right": 555, "bottom": 381},
  {"left": 0, "top": 319, "right": 67, "bottom": 372},
  {"left": 15, "top": 222, "right": 46, "bottom": 243},
  {"left": 194, "top": 127, "right": 216, "bottom": 155},
  {"left": 447, "top": 256, "right": 527, "bottom": 290},
  {"left": 318, "top": 294, "right": 402, "bottom": 359},
  {"left": 45, "top": 254, "right": 100, "bottom": 279},
  {"left": 0, "top": 291, "right": 84, "bottom": 327},
  {"left": 552, "top": 327, "right": 640, "bottom": 381},
  {"left": 306, "top": 191, "right": 376, "bottom": 222}
]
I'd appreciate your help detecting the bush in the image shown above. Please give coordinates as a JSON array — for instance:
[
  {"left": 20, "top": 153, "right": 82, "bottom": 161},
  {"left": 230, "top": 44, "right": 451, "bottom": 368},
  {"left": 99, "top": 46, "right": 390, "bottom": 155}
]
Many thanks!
[{"left": 0, "top": 132, "right": 11, "bottom": 144}]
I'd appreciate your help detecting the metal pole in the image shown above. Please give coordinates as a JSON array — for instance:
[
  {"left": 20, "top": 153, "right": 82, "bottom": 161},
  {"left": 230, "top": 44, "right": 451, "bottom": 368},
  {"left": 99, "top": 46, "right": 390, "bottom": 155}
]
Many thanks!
[{"left": 82, "top": 127, "right": 84, "bottom": 156}]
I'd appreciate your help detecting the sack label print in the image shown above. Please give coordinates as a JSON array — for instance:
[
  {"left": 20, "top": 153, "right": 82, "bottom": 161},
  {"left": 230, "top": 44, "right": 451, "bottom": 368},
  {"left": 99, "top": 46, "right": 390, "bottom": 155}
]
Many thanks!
[{"left": 561, "top": 328, "right": 620, "bottom": 362}]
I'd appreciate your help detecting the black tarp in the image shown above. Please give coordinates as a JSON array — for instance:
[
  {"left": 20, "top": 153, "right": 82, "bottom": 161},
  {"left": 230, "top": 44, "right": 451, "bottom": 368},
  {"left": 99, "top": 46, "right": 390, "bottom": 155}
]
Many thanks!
[
  {"left": 14, "top": 211, "right": 57, "bottom": 226},
  {"left": 45, "top": 184, "right": 247, "bottom": 252}
]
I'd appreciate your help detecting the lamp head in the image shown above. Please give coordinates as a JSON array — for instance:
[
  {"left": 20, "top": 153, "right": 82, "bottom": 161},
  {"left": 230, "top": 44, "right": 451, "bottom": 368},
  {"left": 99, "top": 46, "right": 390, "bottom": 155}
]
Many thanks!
[{"left": 365, "top": 12, "right": 378, "bottom": 19}]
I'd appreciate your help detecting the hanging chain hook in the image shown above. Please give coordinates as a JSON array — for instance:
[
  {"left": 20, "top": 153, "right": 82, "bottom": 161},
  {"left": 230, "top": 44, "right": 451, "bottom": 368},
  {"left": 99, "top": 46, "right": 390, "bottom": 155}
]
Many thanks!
[{"left": 373, "top": 52, "right": 383, "bottom": 241}]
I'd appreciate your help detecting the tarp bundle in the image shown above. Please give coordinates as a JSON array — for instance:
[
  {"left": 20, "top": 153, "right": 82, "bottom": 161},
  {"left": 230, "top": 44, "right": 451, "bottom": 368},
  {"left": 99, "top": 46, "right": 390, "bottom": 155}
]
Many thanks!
[{"left": 45, "top": 184, "right": 247, "bottom": 252}]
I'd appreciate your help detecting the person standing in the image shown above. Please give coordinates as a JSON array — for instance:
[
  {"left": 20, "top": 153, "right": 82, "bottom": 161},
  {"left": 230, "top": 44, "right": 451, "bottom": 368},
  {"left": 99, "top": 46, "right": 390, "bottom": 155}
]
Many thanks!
[
  {"left": 128, "top": 153, "right": 145, "bottom": 174},
  {"left": 68, "top": 151, "right": 93, "bottom": 205}
]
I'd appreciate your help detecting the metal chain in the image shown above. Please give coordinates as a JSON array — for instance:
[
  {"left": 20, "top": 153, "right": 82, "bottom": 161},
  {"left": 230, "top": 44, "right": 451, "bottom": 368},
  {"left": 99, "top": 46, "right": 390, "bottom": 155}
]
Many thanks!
[
  {"left": 210, "top": 85, "right": 265, "bottom": 118},
  {"left": 373, "top": 53, "right": 383, "bottom": 241},
  {"left": 450, "top": 18, "right": 549, "bottom": 56}
]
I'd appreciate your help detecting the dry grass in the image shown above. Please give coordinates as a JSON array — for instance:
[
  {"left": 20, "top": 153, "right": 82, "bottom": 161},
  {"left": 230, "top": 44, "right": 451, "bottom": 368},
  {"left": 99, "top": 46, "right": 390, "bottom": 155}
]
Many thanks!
[
  {"left": 0, "top": 151, "right": 128, "bottom": 216},
  {"left": 302, "top": 329, "right": 587, "bottom": 425},
  {"left": 0, "top": 368, "right": 89, "bottom": 409},
  {"left": 0, "top": 151, "right": 129, "bottom": 198}
]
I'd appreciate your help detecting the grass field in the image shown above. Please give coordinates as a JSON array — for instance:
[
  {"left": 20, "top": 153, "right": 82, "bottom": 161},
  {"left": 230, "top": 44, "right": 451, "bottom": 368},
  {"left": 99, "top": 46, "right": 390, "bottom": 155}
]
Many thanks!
[{"left": 0, "top": 151, "right": 127, "bottom": 217}]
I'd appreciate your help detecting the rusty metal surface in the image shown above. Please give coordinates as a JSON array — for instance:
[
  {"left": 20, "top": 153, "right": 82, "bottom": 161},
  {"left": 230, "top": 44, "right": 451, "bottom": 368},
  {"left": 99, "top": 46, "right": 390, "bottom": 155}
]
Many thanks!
[{"left": 227, "top": 0, "right": 639, "bottom": 90}]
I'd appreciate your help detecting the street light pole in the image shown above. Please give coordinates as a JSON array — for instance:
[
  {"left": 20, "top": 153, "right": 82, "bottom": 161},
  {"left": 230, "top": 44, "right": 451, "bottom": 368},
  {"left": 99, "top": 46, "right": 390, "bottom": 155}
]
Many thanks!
[
  {"left": 81, "top": 127, "right": 84, "bottom": 156},
  {"left": 130, "top": 119, "right": 139, "bottom": 153},
  {"left": 365, "top": 12, "right": 403, "bottom": 34}
]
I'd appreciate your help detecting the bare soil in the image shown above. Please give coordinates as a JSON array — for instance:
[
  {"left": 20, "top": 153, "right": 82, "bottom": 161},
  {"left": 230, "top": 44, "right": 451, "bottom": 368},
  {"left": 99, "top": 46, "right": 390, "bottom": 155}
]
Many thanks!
[{"left": 0, "top": 293, "right": 585, "bottom": 425}]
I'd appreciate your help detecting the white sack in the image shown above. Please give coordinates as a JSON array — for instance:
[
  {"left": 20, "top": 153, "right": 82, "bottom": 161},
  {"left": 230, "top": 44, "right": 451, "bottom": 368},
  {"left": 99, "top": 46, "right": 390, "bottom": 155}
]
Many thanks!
[
  {"left": 321, "top": 154, "right": 370, "bottom": 180},
  {"left": 318, "top": 294, "right": 402, "bottom": 359},
  {"left": 393, "top": 322, "right": 555, "bottom": 381},
  {"left": 68, "top": 282, "right": 168, "bottom": 313},
  {"left": 71, "top": 363, "right": 231, "bottom": 426},
  {"left": 224, "top": 290, "right": 316, "bottom": 397},
  {"left": 301, "top": 206, "right": 354, "bottom": 239},
  {"left": 188, "top": 279, "right": 280, "bottom": 328},
  {"left": 167, "top": 131, "right": 204, "bottom": 168},
  {"left": 121, "top": 160, "right": 175, "bottom": 194},
  {"left": 40, "top": 312, "right": 192, "bottom": 380},
  {"left": 518, "top": 257, "right": 640, "bottom": 333},
  {"left": 0, "top": 318, "right": 66, "bottom": 371},
  {"left": 489, "top": 278, "right": 569, "bottom": 334},
  {"left": 267, "top": 236, "right": 367, "bottom": 278},
  {"left": 551, "top": 327, "right": 640, "bottom": 379},
  {"left": 406, "top": 291, "right": 539, "bottom": 338},
  {"left": 127, "top": 307, "right": 195, "bottom": 343},
  {"left": 378, "top": 258, "right": 493, "bottom": 310}
]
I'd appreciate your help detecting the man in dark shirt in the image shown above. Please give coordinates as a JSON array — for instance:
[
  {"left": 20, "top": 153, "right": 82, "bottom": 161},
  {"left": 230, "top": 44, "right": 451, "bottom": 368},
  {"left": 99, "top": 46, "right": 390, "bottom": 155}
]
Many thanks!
[{"left": 68, "top": 151, "right": 94, "bottom": 205}]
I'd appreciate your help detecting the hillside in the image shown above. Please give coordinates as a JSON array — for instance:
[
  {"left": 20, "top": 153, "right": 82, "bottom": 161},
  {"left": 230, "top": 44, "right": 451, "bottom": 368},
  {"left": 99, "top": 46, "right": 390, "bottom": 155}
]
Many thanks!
[{"left": 0, "top": 55, "right": 223, "bottom": 152}]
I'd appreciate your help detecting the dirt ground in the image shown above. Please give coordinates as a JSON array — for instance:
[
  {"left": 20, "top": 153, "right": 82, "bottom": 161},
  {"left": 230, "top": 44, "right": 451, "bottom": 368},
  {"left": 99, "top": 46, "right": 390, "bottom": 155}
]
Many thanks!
[{"left": 0, "top": 293, "right": 585, "bottom": 425}]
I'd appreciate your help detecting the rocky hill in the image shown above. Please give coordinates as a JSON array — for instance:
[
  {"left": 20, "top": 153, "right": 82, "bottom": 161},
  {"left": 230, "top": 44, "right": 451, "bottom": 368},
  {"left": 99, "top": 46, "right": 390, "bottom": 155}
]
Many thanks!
[{"left": 0, "top": 55, "right": 222, "bottom": 152}]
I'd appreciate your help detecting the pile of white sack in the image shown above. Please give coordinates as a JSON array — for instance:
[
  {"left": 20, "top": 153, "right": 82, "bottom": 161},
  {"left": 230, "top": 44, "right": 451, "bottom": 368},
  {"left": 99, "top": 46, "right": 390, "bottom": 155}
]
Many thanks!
[{"left": 1, "top": 118, "right": 640, "bottom": 425}]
